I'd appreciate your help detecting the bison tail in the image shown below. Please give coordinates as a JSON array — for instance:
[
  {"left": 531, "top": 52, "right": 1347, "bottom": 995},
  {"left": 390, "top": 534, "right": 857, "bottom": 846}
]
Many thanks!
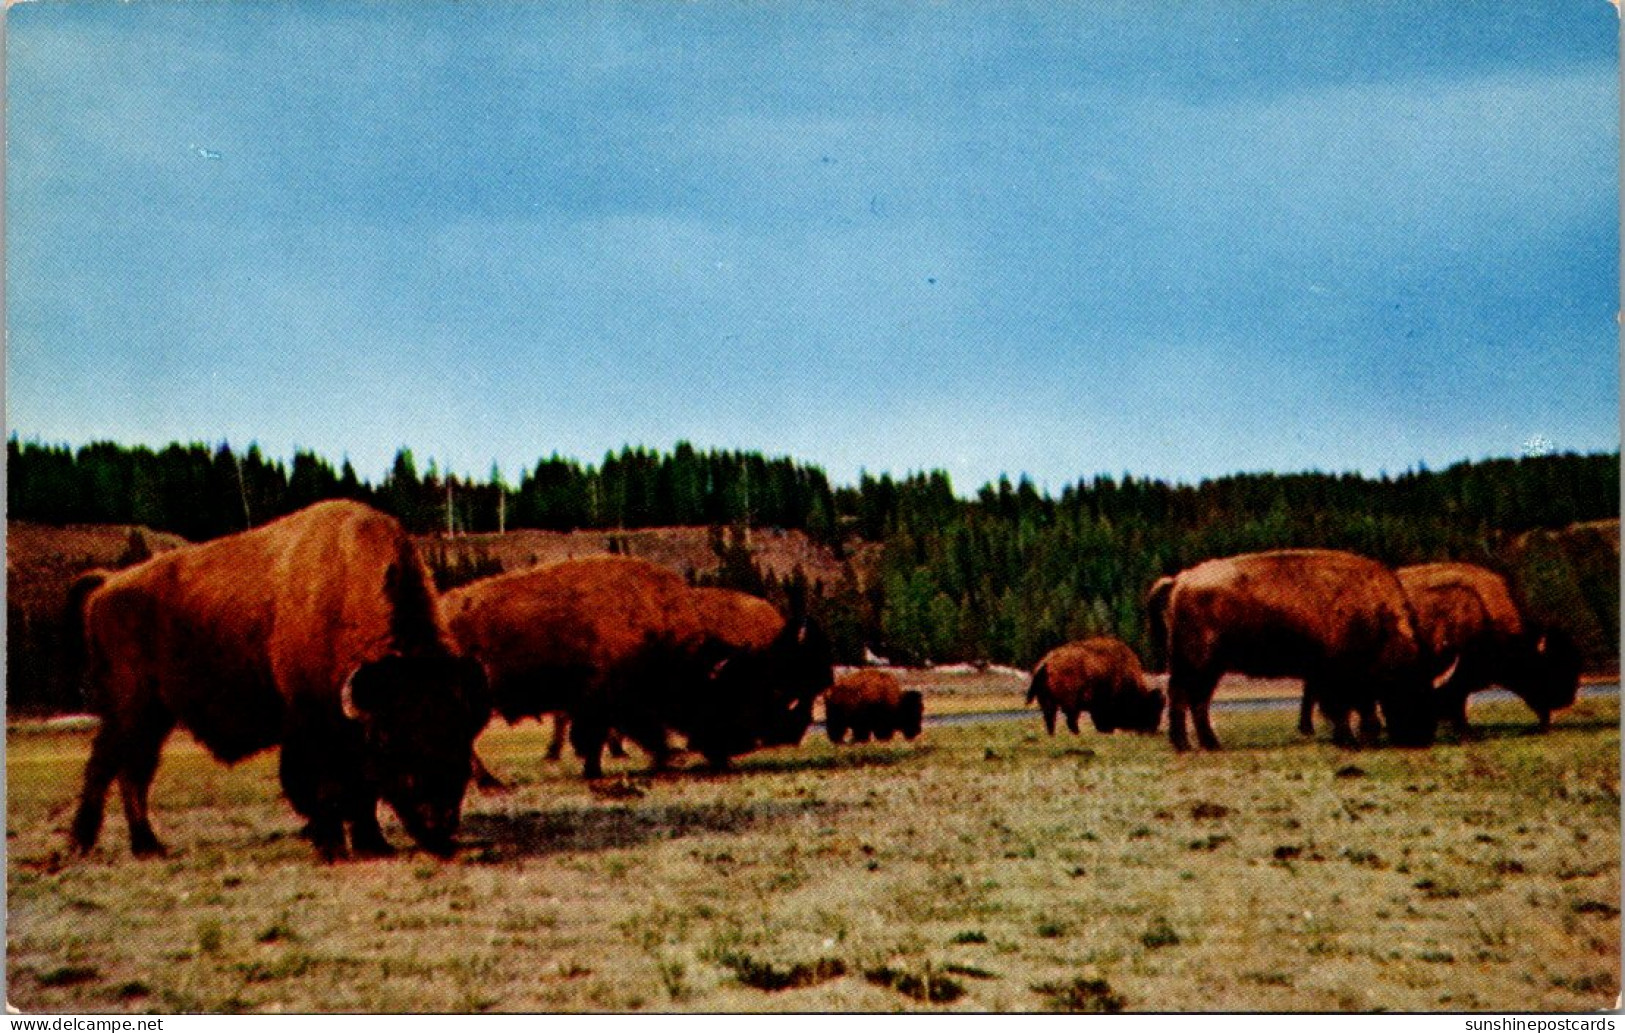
[
  {"left": 1026, "top": 664, "right": 1046, "bottom": 706},
  {"left": 1145, "top": 576, "right": 1175, "bottom": 672},
  {"left": 63, "top": 570, "right": 109, "bottom": 706}
]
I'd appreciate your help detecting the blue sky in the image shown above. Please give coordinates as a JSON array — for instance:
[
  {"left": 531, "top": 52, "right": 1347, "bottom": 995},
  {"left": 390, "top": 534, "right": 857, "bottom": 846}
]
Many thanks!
[{"left": 6, "top": 1, "right": 1618, "bottom": 490}]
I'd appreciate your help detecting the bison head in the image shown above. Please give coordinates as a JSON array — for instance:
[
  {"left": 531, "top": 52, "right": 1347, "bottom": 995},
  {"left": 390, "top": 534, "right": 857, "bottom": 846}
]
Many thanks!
[
  {"left": 1509, "top": 626, "right": 1582, "bottom": 719},
  {"left": 1377, "top": 676, "right": 1437, "bottom": 748},
  {"left": 342, "top": 653, "right": 491, "bottom": 856},
  {"left": 1124, "top": 688, "right": 1167, "bottom": 734},
  {"left": 1089, "top": 686, "right": 1165, "bottom": 734},
  {"left": 898, "top": 690, "right": 925, "bottom": 740},
  {"left": 708, "top": 617, "right": 835, "bottom": 749}
]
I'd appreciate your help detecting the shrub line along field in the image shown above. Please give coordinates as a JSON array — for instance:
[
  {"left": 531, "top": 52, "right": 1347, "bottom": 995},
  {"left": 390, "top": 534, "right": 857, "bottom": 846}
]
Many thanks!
[{"left": 8, "top": 684, "right": 1618, "bottom": 1013}]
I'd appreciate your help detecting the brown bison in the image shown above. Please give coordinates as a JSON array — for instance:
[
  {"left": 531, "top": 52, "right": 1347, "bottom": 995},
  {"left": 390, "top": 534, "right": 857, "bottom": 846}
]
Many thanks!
[
  {"left": 444, "top": 558, "right": 832, "bottom": 778},
  {"left": 824, "top": 670, "right": 924, "bottom": 744},
  {"left": 521, "top": 586, "right": 804, "bottom": 768},
  {"left": 1027, "top": 638, "right": 1165, "bottom": 735},
  {"left": 1147, "top": 549, "right": 1441, "bottom": 752},
  {"left": 690, "top": 586, "right": 831, "bottom": 747},
  {"left": 68, "top": 500, "right": 490, "bottom": 860},
  {"left": 1397, "top": 562, "right": 1580, "bottom": 734}
]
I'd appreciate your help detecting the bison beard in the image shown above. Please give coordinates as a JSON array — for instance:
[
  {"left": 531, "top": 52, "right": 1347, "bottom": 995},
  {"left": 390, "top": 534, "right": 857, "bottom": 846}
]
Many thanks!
[
  {"left": 1151, "top": 549, "right": 1439, "bottom": 752},
  {"left": 67, "top": 501, "right": 490, "bottom": 861}
]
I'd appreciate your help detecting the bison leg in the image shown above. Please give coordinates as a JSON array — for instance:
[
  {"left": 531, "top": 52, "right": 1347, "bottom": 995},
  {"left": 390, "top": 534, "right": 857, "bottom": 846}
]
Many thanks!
[
  {"left": 278, "top": 737, "right": 349, "bottom": 861},
  {"left": 569, "top": 708, "right": 611, "bottom": 780},
  {"left": 1167, "top": 663, "right": 1219, "bottom": 753},
  {"left": 470, "top": 751, "right": 509, "bottom": 794},
  {"left": 1536, "top": 708, "right": 1552, "bottom": 733},
  {"left": 1064, "top": 708, "right": 1082, "bottom": 735},
  {"left": 70, "top": 719, "right": 123, "bottom": 854},
  {"left": 1318, "top": 694, "right": 1360, "bottom": 750},
  {"left": 346, "top": 800, "right": 394, "bottom": 859},
  {"left": 545, "top": 713, "right": 569, "bottom": 761},
  {"left": 826, "top": 705, "right": 849, "bottom": 745},
  {"left": 1355, "top": 701, "right": 1384, "bottom": 747},
  {"left": 1297, "top": 687, "right": 1316, "bottom": 737},
  {"left": 1039, "top": 698, "right": 1058, "bottom": 736},
  {"left": 1191, "top": 699, "right": 1221, "bottom": 751},
  {"left": 116, "top": 709, "right": 174, "bottom": 858}
]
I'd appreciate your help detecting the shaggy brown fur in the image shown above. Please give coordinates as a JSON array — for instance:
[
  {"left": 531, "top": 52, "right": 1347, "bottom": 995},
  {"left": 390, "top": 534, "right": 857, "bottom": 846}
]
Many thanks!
[
  {"left": 69, "top": 500, "right": 489, "bottom": 860},
  {"left": 445, "top": 556, "right": 703, "bottom": 777},
  {"left": 825, "top": 669, "right": 924, "bottom": 744},
  {"left": 1027, "top": 638, "right": 1164, "bottom": 735},
  {"left": 446, "top": 559, "right": 831, "bottom": 777},
  {"left": 691, "top": 587, "right": 786, "bottom": 651},
  {"left": 1148, "top": 549, "right": 1437, "bottom": 752},
  {"left": 1397, "top": 563, "right": 1580, "bottom": 734}
]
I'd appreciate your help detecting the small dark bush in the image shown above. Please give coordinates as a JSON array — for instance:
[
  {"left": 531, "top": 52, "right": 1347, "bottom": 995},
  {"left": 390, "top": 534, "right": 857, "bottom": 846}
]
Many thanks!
[
  {"left": 864, "top": 965, "right": 966, "bottom": 1003},
  {"left": 1032, "top": 976, "right": 1124, "bottom": 1013},
  {"left": 718, "top": 952, "right": 846, "bottom": 992}
]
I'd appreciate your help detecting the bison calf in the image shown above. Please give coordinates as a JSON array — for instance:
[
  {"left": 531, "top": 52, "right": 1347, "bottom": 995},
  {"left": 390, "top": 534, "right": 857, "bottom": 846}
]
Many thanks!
[
  {"left": 69, "top": 501, "right": 490, "bottom": 861},
  {"left": 1028, "top": 638, "right": 1165, "bottom": 735},
  {"left": 825, "top": 670, "right": 923, "bottom": 744}
]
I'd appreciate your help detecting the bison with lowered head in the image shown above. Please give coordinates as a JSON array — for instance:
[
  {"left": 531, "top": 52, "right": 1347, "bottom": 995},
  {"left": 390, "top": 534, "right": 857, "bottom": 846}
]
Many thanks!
[
  {"left": 1398, "top": 562, "right": 1580, "bottom": 734},
  {"left": 513, "top": 585, "right": 823, "bottom": 770},
  {"left": 690, "top": 586, "right": 833, "bottom": 748},
  {"left": 1147, "top": 549, "right": 1441, "bottom": 752},
  {"left": 1028, "top": 638, "right": 1164, "bottom": 735},
  {"left": 444, "top": 557, "right": 832, "bottom": 778},
  {"left": 69, "top": 500, "right": 490, "bottom": 860},
  {"left": 824, "top": 670, "right": 924, "bottom": 744}
]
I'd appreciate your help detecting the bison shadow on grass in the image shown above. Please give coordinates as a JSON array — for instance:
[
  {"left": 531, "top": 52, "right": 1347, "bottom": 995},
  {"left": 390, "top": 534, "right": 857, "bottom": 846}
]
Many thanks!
[{"left": 457, "top": 798, "right": 846, "bottom": 859}]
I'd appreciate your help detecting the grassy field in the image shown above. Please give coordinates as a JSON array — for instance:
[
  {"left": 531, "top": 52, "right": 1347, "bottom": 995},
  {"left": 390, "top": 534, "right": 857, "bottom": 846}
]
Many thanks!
[{"left": 7, "top": 695, "right": 1619, "bottom": 1014}]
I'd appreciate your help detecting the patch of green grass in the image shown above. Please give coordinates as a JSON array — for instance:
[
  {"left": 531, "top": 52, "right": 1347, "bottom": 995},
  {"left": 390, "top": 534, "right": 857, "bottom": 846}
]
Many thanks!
[{"left": 949, "top": 930, "right": 987, "bottom": 945}]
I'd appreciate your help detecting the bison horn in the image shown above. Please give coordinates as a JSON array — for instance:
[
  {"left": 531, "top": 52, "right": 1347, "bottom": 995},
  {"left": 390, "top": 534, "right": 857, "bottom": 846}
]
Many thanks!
[
  {"left": 340, "top": 670, "right": 364, "bottom": 720},
  {"left": 1430, "top": 654, "right": 1461, "bottom": 690}
]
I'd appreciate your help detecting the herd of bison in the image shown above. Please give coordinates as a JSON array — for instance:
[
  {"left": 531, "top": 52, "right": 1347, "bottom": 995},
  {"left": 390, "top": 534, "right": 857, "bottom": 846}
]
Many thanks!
[{"left": 62, "top": 499, "right": 1582, "bottom": 862}]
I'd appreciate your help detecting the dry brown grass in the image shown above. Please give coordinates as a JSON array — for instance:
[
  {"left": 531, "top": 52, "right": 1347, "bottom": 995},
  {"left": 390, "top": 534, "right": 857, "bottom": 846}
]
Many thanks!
[{"left": 8, "top": 695, "right": 1618, "bottom": 1013}]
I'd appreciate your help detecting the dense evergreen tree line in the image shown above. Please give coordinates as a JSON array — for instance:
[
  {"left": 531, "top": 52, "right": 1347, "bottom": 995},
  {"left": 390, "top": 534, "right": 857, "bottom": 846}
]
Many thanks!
[
  {"left": 7, "top": 439, "right": 838, "bottom": 542},
  {"left": 8, "top": 436, "right": 1618, "bottom": 671}
]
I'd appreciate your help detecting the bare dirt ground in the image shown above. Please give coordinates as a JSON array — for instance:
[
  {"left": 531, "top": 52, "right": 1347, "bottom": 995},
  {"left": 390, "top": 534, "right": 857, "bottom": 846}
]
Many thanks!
[{"left": 8, "top": 693, "right": 1617, "bottom": 1014}]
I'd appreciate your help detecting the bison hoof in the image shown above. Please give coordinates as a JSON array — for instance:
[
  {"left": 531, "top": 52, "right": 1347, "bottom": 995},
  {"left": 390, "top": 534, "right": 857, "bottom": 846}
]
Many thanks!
[{"left": 130, "top": 830, "right": 167, "bottom": 858}]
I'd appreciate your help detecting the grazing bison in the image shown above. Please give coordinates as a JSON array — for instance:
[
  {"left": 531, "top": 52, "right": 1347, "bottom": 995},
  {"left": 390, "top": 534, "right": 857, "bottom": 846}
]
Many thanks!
[
  {"left": 1147, "top": 549, "right": 1441, "bottom": 752},
  {"left": 444, "top": 558, "right": 832, "bottom": 778},
  {"left": 690, "top": 586, "right": 833, "bottom": 747},
  {"left": 824, "top": 670, "right": 924, "bottom": 744},
  {"left": 523, "top": 586, "right": 807, "bottom": 770},
  {"left": 1027, "top": 638, "right": 1165, "bottom": 735},
  {"left": 1397, "top": 563, "right": 1580, "bottom": 734},
  {"left": 69, "top": 500, "right": 490, "bottom": 860}
]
